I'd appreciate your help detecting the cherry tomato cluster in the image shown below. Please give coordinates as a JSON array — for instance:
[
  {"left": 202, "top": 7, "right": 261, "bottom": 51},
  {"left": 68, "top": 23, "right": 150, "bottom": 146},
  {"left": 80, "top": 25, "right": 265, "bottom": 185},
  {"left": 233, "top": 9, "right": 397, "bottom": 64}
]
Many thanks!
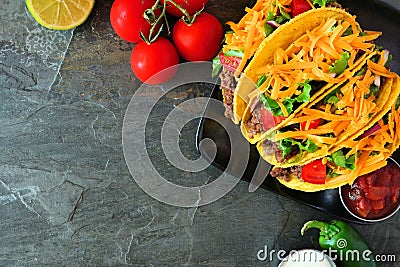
[{"left": 110, "top": 0, "right": 223, "bottom": 84}]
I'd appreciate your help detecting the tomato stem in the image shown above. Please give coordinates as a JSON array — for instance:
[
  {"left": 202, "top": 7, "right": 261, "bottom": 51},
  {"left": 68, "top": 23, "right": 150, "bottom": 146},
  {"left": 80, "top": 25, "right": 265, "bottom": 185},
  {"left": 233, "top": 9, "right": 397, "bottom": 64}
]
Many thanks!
[
  {"left": 141, "top": 0, "right": 204, "bottom": 43},
  {"left": 164, "top": 0, "right": 201, "bottom": 24},
  {"left": 142, "top": 0, "right": 166, "bottom": 44}
]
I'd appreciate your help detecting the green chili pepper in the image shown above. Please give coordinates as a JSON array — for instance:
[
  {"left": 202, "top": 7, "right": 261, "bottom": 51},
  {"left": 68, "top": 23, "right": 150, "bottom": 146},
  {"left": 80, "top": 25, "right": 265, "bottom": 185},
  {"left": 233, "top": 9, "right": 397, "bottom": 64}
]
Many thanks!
[{"left": 301, "top": 220, "right": 376, "bottom": 267}]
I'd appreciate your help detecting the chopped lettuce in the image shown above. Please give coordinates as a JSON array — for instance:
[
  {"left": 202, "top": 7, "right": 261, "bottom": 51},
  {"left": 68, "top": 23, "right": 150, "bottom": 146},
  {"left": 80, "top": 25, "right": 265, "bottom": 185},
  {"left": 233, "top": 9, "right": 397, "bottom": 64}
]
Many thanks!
[
  {"left": 311, "top": 0, "right": 335, "bottom": 7},
  {"left": 328, "top": 150, "right": 356, "bottom": 170},
  {"left": 264, "top": 23, "right": 274, "bottom": 37},
  {"left": 275, "top": 15, "right": 289, "bottom": 24},
  {"left": 266, "top": 11, "right": 275, "bottom": 21},
  {"left": 396, "top": 96, "right": 400, "bottom": 109},
  {"left": 259, "top": 94, "right": 288, "bottom": 116},
  {"left": 278, "top": 4, "right": 291, "bottom": 20},
  {"left": 329, "top": 52, "right": 350, "bottom": 75},
  {"left": 327, "top": 168, "right": 341, "bottom": 178},
  {"left": 278, "top": 138, "right": 319, "bottom": 157},
  {"left": 342, "top": 27, "right": 353, "bottom": 36},
  {"left": 324, "top": 87, "right": 342, "bottom": 104},
  {"left": 259, "top": 95, "right": 292, "bottom": 116},
  {"left": 225, "top": 50, "right": 244, "bottom": 58},
  {"left": 296, "top": 81, "right": 312, "bottom": 103},
  {"left": 257, "top": 75, "right": 267, "bottom": 87},
  {"left": 385, "top": 53, "right": 393, "bottom": 67},
  {"left": 264, "top": 12, "right": 276, "bottom": 37},
  {"left": 212, "top": 54, "right": 222, "bottom": 77},
  {"left": 266, "top": 8, "right": 289, "bottom": 24},
  {"left": 259, "top": 81, "right": 312, "bottom": 116},
  {"left": 364, "top": 84, "right": 379, "bottom": 99},
  {"left": 354, "top": 65, "right": 367, "bottom": 76},
  {"left": 278, "top": 138, "right": 293, "bottom": 157}
]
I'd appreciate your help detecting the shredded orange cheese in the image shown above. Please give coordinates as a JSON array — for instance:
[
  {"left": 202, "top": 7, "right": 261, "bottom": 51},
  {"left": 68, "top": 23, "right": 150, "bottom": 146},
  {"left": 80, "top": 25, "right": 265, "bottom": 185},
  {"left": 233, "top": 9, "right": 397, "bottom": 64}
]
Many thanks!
[
  {"left": 298, "top": 51, "right": 395, "bottom": 144},
  {"left": 223, "top": 0, "right": 294, "bottom": 75},
  {"left": 367, "top": 60, "right": 397, "bottom": 78},
  {"left": 274, "top": 128, "right": 334, "bottom": 141},
  {"left": 255, "top": 16, "right": 381, "bottom": 105},
  {"left": 328, "top": 104, "right": 400, "bottom": 184}
]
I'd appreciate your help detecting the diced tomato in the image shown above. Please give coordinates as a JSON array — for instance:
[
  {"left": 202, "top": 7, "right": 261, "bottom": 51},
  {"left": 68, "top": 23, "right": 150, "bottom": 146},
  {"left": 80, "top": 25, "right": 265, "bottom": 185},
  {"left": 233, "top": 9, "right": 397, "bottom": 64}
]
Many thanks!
[
  {"left": 365, "top": 174, "right": 375, "bottom": 187},
  {"left": 261, "top": 108, "right": 286, "bottom": 131},
  {"left": 357, "top": 198, "right": 370, "bottom": 210},
  {"left": 291, "top": 0, "right": 311, "bottom": 17},
  {"left": 274, "top": 115, "right": 286, "bottom": 126},
  {"left": 302, "top": 159, "right": 326, "bottom": 184},
  {"left": 355, "top": 198, "right": 372, "bottom": 218},
  {"left": 390, "top": 187, "right": 400, "bottom": 204},
  {"left": 363, "top": 186, "right": 390, "bottom": 201},
  {"left": 388, "top": 161, "right": 400, "bottom": 186},
  {"left": 356, "top": 176, "right": 368, "bottom": 189},
  {"left": 371, "top": 199, "right": 385, "bottom": 210},
  {"left": 375, "top": 172, "right": 391, "bottom": 187},
  {"left": 261, "top": 107, "right": 276, "bottom": 131},
  {"left": 219, "top": 53, "right": 241, "bottom": 72},
  {"left": 391, "top": 176, "right": 400, "bottom": 187},
  {"left": 300, "top": 119, "right": 321, "bottom": 131}
]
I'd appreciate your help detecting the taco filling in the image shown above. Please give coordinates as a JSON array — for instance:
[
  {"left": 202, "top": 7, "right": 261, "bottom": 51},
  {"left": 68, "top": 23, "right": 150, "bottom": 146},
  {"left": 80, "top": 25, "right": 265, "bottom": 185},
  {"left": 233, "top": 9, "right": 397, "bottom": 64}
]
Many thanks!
[
  {"left": 220, "top": 68, "right": 238, "bottom": 119},
  {"left": 212, "top": 0, "right": 342, "bottom": 122},
  {"left": 258, "top": 49, "right": 395, "bottom": 166},
  {"left": 271, "top": 101, "right": 400, "bottom": 191},
  {"left": 242, "top": 15, "right": 381, "bottom": 143}
]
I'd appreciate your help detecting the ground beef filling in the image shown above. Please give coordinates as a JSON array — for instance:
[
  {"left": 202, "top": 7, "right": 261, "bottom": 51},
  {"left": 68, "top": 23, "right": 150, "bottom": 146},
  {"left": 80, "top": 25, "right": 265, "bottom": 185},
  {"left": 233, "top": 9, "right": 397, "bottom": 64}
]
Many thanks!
[
  {"left": 326, "top": 2, "right": 345, "bottom": 9},
  {"left": 262, "top": 139, "right": 300, "bottom": 164},
  {"left": 270, "top": 166, "right": 303, "bottom": 182},
  {"left": 262, "top": 139, "right": 303, "bottom": 181},
  {"left": 219, "top": 69, "right": 237, "bottom": 119},
  {"left": 246, "top": 102, "right": 263, "bottom": 138}
]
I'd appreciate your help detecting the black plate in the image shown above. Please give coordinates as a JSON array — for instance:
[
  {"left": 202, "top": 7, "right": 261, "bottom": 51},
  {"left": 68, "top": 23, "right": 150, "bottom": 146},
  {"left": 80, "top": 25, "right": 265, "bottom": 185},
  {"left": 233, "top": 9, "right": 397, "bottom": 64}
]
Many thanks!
[{"left": 196, "top": 0, "right": 400, "bottom": 224}]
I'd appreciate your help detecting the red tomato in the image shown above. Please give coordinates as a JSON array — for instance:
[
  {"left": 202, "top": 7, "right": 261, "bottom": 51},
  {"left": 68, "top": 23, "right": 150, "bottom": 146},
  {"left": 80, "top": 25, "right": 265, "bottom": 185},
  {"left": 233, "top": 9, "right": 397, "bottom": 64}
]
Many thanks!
[
  {"left": 172, "top": 13, "right": 223, "bottom": 61},
  {"left": 300, "top": 119, "right": 321, "bottom": 130},
  {"left": 274, "top": 115, "right": 286, "bottom": 125},
  {"left": 161, "top": 0, "right": 208, "bottom": 17},
  {"left": 371, "top": 199, "right": 385, "bottom": 210},
  {"left": 301, "top": 159, "right": 326, "bottom": 184},
  {"left": 363, "top": 187, "right": 390, "bottom": 201},
  {"left": 391, "top": 187, "right": 400, "bottom": 204},
  {"left": 261, "top": 108, "right": 275, "bottom": 131},
  {"left": 110, "top": 0, "right": 160, "bottom": 43},
  {"left": 355, "top": 198, "right": 372, "bottom": 218},
  {"left": 130, "top": 37, "right": 179, "bottom": 84},
  {"left": 219, "top": 53, "right": 241, "bottom": 72},
  {"left": 375, "top": 173, "right": 391, "bottom": 187},
  {"left": 356, "top": 176, "right": 368, "bottom": 189},
  {"left": 291, "top": 0, "right": 311, "bottom": 17},
  {"left": 261, "top": 108, "right": 286, "bottom": 131}
]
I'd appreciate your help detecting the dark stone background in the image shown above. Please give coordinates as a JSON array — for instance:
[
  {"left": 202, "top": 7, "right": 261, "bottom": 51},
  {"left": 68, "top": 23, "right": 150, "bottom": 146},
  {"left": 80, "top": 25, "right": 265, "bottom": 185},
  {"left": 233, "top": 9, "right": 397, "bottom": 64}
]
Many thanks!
[{"left": 0, "top": 0, "right": 398, "bottom": 266}]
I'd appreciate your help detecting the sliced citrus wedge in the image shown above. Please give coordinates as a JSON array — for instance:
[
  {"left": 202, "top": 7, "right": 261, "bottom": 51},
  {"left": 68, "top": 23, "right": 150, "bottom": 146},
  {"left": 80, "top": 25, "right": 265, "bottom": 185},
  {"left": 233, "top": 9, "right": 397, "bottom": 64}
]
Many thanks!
[{"left": 26, "top": 0, "right": 95, "bottom": 30}]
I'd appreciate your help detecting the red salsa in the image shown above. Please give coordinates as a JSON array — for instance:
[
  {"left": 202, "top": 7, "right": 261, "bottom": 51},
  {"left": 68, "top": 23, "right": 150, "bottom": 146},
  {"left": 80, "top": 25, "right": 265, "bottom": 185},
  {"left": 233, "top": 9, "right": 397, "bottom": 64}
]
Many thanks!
[{"left": 341, "top": 159, "right": 400, "bottom": 220}]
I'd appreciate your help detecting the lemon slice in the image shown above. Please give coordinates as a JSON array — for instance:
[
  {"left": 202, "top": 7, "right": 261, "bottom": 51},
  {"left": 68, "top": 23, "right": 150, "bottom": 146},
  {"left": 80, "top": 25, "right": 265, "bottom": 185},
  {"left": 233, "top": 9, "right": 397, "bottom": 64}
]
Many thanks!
[{"left": 26, "top": 0, "right": 95, "bottom": 30}]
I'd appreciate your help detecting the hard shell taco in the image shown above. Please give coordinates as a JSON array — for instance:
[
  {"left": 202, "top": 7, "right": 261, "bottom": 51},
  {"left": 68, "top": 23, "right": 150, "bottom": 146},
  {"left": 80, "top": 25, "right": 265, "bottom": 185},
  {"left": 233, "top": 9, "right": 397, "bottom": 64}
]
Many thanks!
[
  {"left": 240, "top": 8, "right": 380, "bottom": 144},
  {"left": 257, "top": 49, "right": 398, "bottom": 167},
  {"left": 270, "top": 81, "right": 400, "bottom": 192},
  {"left": 213, "top": 0, "right": 343, "bottom": 124}
]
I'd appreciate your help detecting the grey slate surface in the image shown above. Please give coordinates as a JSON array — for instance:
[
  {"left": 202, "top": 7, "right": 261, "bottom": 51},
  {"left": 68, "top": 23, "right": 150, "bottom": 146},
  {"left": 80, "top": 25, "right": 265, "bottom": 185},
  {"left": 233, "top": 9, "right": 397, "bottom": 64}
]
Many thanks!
[{"left": 0, "top": 0, "right": 399, "bottom": 266}]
